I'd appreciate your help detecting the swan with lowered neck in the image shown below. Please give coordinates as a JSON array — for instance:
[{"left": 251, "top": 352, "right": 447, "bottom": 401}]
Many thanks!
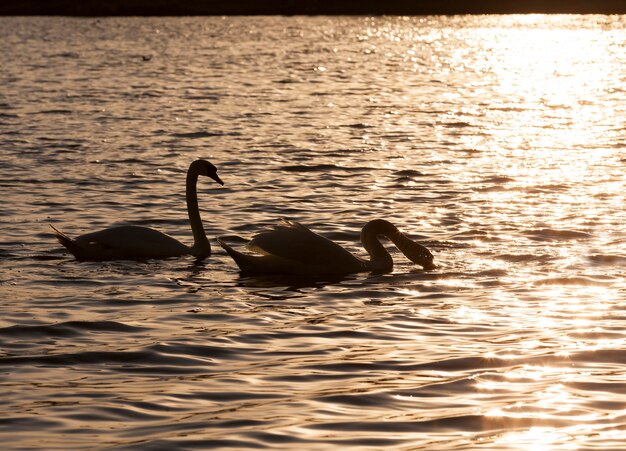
[
  {"left": 218, "top": 219, "right": 434, "bottom": 275},
  {"left": 52, "top": 159, "right": 223, "bottom": 261}
]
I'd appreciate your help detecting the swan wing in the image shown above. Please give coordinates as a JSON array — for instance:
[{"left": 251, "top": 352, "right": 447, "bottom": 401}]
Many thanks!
[
  {"left": 73, "top": 225, "right": 190, "bottom": 260},
  {"left": 248, "top": 220, "right": 359, "bottom": 267}
]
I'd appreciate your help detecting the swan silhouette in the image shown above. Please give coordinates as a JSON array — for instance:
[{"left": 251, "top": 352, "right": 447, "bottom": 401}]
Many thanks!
[
  {"left": 52, "top": 159, "right": 223, "bottom": 261},
  {"left": 218, "top": 219, "right": 434, "bottom": 275}
]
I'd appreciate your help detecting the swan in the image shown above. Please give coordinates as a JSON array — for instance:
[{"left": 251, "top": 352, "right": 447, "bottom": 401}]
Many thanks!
[
  {"left": 217, "top": 219, "right": 434, "bottom": 275},
  {"left": 51, "top": 159, "right": 223, "bottom": 261}
]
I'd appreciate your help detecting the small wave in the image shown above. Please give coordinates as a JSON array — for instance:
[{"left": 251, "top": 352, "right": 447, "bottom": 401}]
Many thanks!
[
  {"left": 52, "top": 51, "right": 80, "bottom": 58},
  {"left": 299, "top": 355, "right": 511, "bottom": 375},
  {"left": 0, "top": 348, "right": 211, "bottom": 374},
  {"left": 318, "top": 393, "right": 391, "bottom": 408},
  {"left": 524, "top": 228, "right": 592, "bottom": 241},
  {"left": 281, "top": 164, "right": 371, "bottom": 173},
  {"left": 130, "top": 91, "right": 163, "bottom": 98},
  {"left": 381, "top": 133, "right": 411, "bottom": 140},
  {"left": 173, "top": 392, "right": 284, "bottom": 402},
  {"left": 64, "top": 405, "right": 168, "bottom": 422},
  {"left": 522, "top": 184, "right": 571, "bottom": 193},
  {"left": 0, "top": 249, "right": 18, "bottom": 259},
  {"left": 34, "top": 109, "right": 73, "bottom": 115},
  {"left": 0, "top": 321, "right": 148, "bottom": 338},
  {"left": 440, "top": 121, "right": 472, "bottom": 128},
  {"left": 393, "top": 169, "right": 425, "bottom": 177},
  {"left": 171, "top": 131, "right": 239, "bottom": 138},
  {"left": 274, "top": 78, "right": 300, "bottom": 84},
  {"left": 241, "top": 329, "right": 393, "bottom": 347},
  {"left": 112, "top": 438, "right": 268, "bottom": 450},
  {"left": 496, "top": 253, "right": 555, "bottom": 263},
  {"left": 480, "top": 175, "right": 515, "bottom": 184},
  {"left": 450, "top": 230, "right": 497, "bottom": 241},
  {"left": 489, "top": 106, "right": 529, "bottom": 112},
  {"left": 424, "top": 240, "right": 471, "bottom": 249},
  {"left": 343, "top": 123, "right": 372, "bottom": 129},
  {"left": 588, "top": 254, "right": 626, "bottom": 265},
  {"left": 149, "top": 342, "right": 239, "bottom": 359},
  {"left": 306, "top": 414, "right": 571, "bottom": 433},
  {"left": 183, "top": 94, "right": 221, "bottom": 101},
  {"left": 570, "top": 349, "right": 626, "bottom": 365},
  {"left": 534, "top": 276, "right": 611, "bottom": 286},
  {"left": 475, "top": 269, "right": 508, "bottom": 277},
  {"left": 0, "top": 416, "right": 63, "bottom": 432}
]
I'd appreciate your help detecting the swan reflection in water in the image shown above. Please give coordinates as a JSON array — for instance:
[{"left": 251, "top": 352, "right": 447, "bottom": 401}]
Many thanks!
[
  {"left": 52, "top": 159, "right": 223, "bottom": 261},
  {"left": 219, "top": 219, "right": 435, "bottom": 276}
]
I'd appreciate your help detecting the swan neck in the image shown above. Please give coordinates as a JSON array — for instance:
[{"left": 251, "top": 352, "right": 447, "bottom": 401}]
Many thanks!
[
  {"left": 361, "top": 222, "right": 394, "bottom": 273},
  {"left": 186, "top": 169, "right": 210, "bottom": 257}
]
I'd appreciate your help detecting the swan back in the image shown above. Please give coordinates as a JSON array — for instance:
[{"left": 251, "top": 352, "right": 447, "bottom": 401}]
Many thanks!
[
  {"left": 57, "top": 225, "right": 191, "bottom": 261},
  {"left": 248, "top": 220, "right": 363, "bottom": 271}
]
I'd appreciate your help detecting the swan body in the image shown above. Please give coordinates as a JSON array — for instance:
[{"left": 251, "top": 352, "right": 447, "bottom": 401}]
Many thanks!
[
  {"left": 52, "top": 159, "right": 223, "bottom": 261},
  {"left": 218, "top": 219, "right": 434, "bottom": 276}
]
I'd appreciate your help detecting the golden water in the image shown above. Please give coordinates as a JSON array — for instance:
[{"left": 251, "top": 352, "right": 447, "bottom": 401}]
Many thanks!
[{"left": 1, "top": 15, "right": 625, "bottom": 450}]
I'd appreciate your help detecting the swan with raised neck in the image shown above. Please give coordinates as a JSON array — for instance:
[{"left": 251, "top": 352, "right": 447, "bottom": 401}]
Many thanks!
[{"left": 52, "top": 159, "right": 223, "bottom": 261}]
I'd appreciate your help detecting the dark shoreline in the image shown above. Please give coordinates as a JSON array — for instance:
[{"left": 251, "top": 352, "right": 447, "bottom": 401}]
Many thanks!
[{"left": 2, "top": 0, "right": 626, "bottom": 16}]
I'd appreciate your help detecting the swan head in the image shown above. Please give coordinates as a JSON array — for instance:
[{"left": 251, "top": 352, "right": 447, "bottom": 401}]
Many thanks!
[
  {"left": 362, "top": 219, "right": 435, "bottom": 270},
  {"left": 191, "top": 159, "right": 224, "bottom": 185},
  {"left": 399, "top": 238, "right": 435, "bottom": 270}
]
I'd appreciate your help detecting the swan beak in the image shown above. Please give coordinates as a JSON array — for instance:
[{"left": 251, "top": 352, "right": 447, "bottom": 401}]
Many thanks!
[{"left": 211, "top": 174, "right": 224, "bottom": 185}]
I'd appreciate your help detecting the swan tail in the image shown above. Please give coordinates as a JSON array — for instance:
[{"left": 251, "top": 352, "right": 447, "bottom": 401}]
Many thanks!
[
  {"left": 218, "top": 237, "right": 287, "bottom": 274},
  {"left": 49, "top": 224, "right": 85, "bottom": 260},
  {"left": 217, "top": 238, "right": 252, "bottom": 271}
]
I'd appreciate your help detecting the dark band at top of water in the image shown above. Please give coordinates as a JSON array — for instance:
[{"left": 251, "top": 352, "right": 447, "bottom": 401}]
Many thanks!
[{"left": 2, "top": 0, "right": 626, "bottom": 16}]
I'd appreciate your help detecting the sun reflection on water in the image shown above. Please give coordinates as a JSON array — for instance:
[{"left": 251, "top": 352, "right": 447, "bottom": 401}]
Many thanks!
[
  {"left": 445, "top": 16, "right": 624, "bottom": 178},
  {"left": 478, "top": 361, "right": 613, "bottom": 450},
  {"left": 496, "top": 427, "right": 580, "bottom": 451}
]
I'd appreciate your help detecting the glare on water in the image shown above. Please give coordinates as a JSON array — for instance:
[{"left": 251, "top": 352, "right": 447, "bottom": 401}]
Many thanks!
[{"left": 1, "top": 14, "right": 626, "bottom": 450}]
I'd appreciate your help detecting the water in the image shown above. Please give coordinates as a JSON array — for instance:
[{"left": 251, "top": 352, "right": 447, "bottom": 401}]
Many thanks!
[{"left": 1, "top": 14, "right": 626, "bottom": 450}]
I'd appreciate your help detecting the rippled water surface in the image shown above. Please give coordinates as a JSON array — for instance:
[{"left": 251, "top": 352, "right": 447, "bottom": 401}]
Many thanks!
[{"left": 1, "top": 14, "right": 626, "bottom": 450}]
